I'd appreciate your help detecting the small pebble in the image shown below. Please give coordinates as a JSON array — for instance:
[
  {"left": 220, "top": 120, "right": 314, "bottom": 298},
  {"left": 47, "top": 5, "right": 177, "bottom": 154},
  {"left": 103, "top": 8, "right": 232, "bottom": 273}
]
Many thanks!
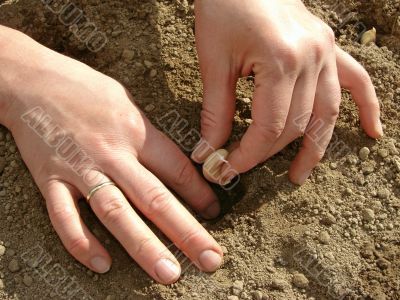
[
  {"left": 318, "top": 231, "right": 331, "bottom": 244},
  {"left": 377, "top": 258, "right": 391, "bottom": 270},
  {"left": 227, "top": 296, "right": 239, "bottom": 300},
  {"left": 292, "top": 273, "right": 309, "bottom": 289},
  {"left": 325, "top": 252, "right": 335, "bottom": 260},
  {"left": 362, "top": 208, "right": 375, "bottom": 222},
  {"left": 393, "top": 158, "right": 400, "bottom": 173},
  {"left": 377, "top": 189, "right": 390, "bottom": 199},
  {"left": 329, "top": 162, "right": 338, "bottom": 170},
  {"left": 0, "top": 245, "right": 5, "bottom": 256},
  {"left": 321, "top": 213, "right": 336, "bottom": 226},
  {"left": 149, "top": 69, "right": 158, "bottom": 77},
  {"left": 144, "top": 60, "right": 153, "bottom": 68},
  {"left": 359, "top": 147, "right": 370, "bottom": 161},
  {"left": 362, "top": 163, "right": 374, "bottom": 175},
  {"left": 121, "top": 49, "right": 135, "bottom": 61},
  {"left": 251, "top": 291, "right": 263, "bottom": 300},
  {"left": 144, "top": 104, "right": 156, "bottom": 112},
  {"left": 387, "top": 141, "right": 399, "bottom": 155},
  {"left": 0, "top": 279, "right": 4, "bottom": 290},
  {"left": 378, "top": 148, "right": 389, "bottom": 158},
  {"left": 23, "top": 274, "right": 33, "bottom": 286},
  {"left": 271, "top": 279, "right": 288, "bottom": 291},
  {"left": 344, "top": 187, "right": 353, "bottom": 196},
  {"left": 232, "top": 280, "right": 244, "bottom": 295},
  {"left": 8, "top": 259, "right": 20, "bottom": 273}
]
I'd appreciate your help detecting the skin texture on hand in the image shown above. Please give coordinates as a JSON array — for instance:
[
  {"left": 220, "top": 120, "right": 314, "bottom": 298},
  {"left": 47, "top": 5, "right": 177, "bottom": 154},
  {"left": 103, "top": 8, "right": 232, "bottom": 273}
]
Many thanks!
[
  {"left": 0, "top": 26, "right": 223, "bottom": 284},
  {"left": 192, "top": 0, "right": 383, "bottom": 184}
]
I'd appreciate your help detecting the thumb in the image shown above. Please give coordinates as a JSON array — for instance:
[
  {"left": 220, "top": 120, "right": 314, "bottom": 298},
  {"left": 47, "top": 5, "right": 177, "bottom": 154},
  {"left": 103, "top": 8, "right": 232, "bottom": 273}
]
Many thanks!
[
  {"left": 191, "top": 64, "right": 237, "bottom": 163},
  {"left": 336, "top": 46, "right": 383, "bottom": 138}
]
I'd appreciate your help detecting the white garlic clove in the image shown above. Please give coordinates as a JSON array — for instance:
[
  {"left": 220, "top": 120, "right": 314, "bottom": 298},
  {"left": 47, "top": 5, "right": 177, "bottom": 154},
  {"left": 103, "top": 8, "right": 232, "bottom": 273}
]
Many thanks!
[
  {"left": 361, "top": 27, "right": 377, "bottom": 45},
  {"left": 202, "top": 149, "right": 229, "bottom": 184}
]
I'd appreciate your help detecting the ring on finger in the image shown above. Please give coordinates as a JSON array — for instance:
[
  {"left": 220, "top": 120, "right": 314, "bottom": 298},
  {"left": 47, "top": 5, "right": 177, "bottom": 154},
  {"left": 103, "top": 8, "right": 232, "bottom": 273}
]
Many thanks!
[{"left": 86, "top": 181, "right": 116, "bottom": 204}]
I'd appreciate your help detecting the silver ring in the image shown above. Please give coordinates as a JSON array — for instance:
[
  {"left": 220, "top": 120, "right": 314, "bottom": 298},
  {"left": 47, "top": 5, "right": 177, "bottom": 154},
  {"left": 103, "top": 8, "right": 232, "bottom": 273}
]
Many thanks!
[{"left": 86, "top": 181, "right": 116, "bottom": 204}]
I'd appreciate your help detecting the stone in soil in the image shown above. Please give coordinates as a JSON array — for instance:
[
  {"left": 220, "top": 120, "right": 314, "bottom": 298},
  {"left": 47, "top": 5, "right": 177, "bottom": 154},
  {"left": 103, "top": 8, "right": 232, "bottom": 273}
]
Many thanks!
[
  {"left": 271, "top": 279, "right": 288, "bottom": 291},
  {"left": 232, "top": 280, "right": 244, "bottom": 295},
  {"left": 23, "top": 274, "right": 33, "bottom": 286},
  {"left": 362, "top": 209, "right": 375, "bottom": 222},
  {"left": 251, "top": 290, "right": 263, "bottom": 300},
  {"left": 359, "top": 147, "right": 370, "bottom": 161},
  {"left": 292, "top": 273, "right": 309, "bottom": 289},
  {"left": 0, "top": 245, "right": 5, "bottom": 256},
  {"left": 8, "top": 259, "right": 20, "bottom": 273},
  {"left": 318, "top": 231, "right": 331, "bottom": 244},
  {"left": 321, "top": 213, "right": 337, "bottom": 226}
]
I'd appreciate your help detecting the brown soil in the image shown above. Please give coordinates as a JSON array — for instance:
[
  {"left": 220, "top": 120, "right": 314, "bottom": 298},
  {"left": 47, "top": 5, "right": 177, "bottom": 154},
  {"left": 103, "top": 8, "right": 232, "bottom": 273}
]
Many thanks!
[{"left": 0, "top": 0, "right": 399, "bottom": 299}]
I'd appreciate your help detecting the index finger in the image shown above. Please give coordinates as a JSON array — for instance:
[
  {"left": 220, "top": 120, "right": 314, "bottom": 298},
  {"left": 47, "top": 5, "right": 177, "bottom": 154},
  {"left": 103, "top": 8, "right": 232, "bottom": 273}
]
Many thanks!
[
  {"left": 139, "top": 123, "right": 220, "bottom": 219},
  {"left": 225, "top": 74, "right": 296, "bottom": 173}
]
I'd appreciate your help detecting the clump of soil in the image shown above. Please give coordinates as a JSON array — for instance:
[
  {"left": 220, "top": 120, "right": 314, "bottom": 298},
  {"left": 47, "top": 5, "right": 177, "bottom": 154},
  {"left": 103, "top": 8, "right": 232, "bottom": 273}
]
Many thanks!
[{"left": 0, "top": 0, "right": 399, "bottom": 299}]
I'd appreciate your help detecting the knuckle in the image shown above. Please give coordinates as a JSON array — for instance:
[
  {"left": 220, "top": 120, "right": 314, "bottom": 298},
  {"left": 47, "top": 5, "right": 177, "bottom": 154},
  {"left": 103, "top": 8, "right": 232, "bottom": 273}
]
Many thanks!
[
  {"left": 67, "top": 237, "right": 90, "bottom": 256},
  {"left": 295, "top": 125, "right": 308, "bottom": 137},
  {"left": 324, "top": 26, "right": 336, "bottom": 45},
  {"left": 254, "top": 121, "right": 285, "bottom": 141},
  {"left": 279, "top": 46, "right": 299, "bottom": 71},
  {"left": 50, "top": 204, "right": 76, "bottom": 223},
  {"left": 132, "top": 237, "right": 153, "bottom": 258},
  {"left": 173, "top": 158, "right": 196, "bottom": 187},
  {"left": 201, "top": 108, "right": 219, "bottom": 130},
  {"left": 178, "top": 228, "right": 202, "bottom": 249},
  {"left": 324, "top": 98, "right": 341, "bottom": 122},
  {"left": 312, "top": 41, "right": 325, "bottom": 63},
  {"left": 310, "top": 148, "right": 326, "bottom": 163},
  {"left": 145, "top": 186, "right": 172, "bottom": 216},
  {"left": 96, "top": 196, "right": 128, "bottom": 225}
]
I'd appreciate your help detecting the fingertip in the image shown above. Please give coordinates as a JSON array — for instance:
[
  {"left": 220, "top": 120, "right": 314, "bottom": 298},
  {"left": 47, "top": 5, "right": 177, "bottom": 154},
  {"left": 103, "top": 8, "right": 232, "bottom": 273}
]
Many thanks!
[
  {"left": 364, "top": 119, "right": 384, "bottom": 139},
  {"left": 154, "top": 258, "right": 181, "bottom": 284},
  {"left": 288, "top": 161, "right": 312, "bottom": 185},
  {"left": 90, "top": 255, "right": 112, "bottom": 274},
  {"left": 198, "top": 249, "right": 223, "bottom": 272},
  {"left": 191, "top": 138, "right": 214, "bottom": 163},
  {"left": 200, "top": 201, "right": 221, "bottom": 220}
]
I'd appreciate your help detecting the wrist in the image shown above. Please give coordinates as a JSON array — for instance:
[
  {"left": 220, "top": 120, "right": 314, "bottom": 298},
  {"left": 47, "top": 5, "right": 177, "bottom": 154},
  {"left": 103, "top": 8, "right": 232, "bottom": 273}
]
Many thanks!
[{"left": 0, "top": 26, "right": 54, "bottom": 131}]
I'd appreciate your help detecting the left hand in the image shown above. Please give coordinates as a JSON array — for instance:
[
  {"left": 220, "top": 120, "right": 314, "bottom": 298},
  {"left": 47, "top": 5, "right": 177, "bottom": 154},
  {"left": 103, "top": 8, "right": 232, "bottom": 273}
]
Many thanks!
[{"left": 191, "top": 0, "right": 382, "bottom": 185}]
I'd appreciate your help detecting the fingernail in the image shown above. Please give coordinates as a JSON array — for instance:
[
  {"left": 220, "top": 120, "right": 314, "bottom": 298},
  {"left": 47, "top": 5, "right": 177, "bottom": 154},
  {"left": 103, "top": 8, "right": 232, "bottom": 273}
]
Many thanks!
[
  {"left": 191, "top": 138, "right": 214, "bottom": 163},
  {"left": 198, "top": 250, "right": 222, "bottom": 272},
  {"left": 296, "top": 170, "right": 312, "bottom": 185},
  {"left": 155, "top": 258, "right": 181, "bottom": 284},
  {"left": 201, "top": 201, "right": 220, "bottom": 219},
  {"left": 91, "top": 256, "right": 111, "bottom": 273},
  {"left": 377, "top": 120, "right": 384, "bottom": 138},
  {"left": 220, "top": 171, "right": 236, "bottom": 186}
]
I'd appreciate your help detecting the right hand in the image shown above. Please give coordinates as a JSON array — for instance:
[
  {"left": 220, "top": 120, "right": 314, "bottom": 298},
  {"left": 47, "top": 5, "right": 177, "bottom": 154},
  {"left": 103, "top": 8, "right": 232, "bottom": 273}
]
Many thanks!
[
  {"left": 192, "top": 0, "right": 382, "bottom": 185},
  {"left": 0, "top": 27, "right": 223, "bottom": 284}
]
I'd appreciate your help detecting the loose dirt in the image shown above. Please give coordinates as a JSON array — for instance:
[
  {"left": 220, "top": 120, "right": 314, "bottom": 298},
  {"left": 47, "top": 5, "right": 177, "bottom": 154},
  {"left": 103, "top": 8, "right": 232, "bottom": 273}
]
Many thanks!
[{"left": 0, "top": 0, "right": 399, "bottom": 299}]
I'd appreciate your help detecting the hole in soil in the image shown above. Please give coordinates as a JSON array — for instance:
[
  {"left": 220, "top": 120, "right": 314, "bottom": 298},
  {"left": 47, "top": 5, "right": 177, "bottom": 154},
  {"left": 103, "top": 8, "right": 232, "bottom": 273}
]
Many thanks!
[{"left": 195, "top": 164, "right": 247, "bottom": 221}]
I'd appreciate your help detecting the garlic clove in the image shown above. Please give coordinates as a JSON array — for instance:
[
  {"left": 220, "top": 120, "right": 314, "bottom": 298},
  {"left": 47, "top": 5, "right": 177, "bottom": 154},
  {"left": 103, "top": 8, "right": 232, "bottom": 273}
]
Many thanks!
[
  {"left": 361, "top": 27, "right": 377, "bottom": 45},
  {"left": 202, "top": 149, "right": 229, "bottom": 184}
]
